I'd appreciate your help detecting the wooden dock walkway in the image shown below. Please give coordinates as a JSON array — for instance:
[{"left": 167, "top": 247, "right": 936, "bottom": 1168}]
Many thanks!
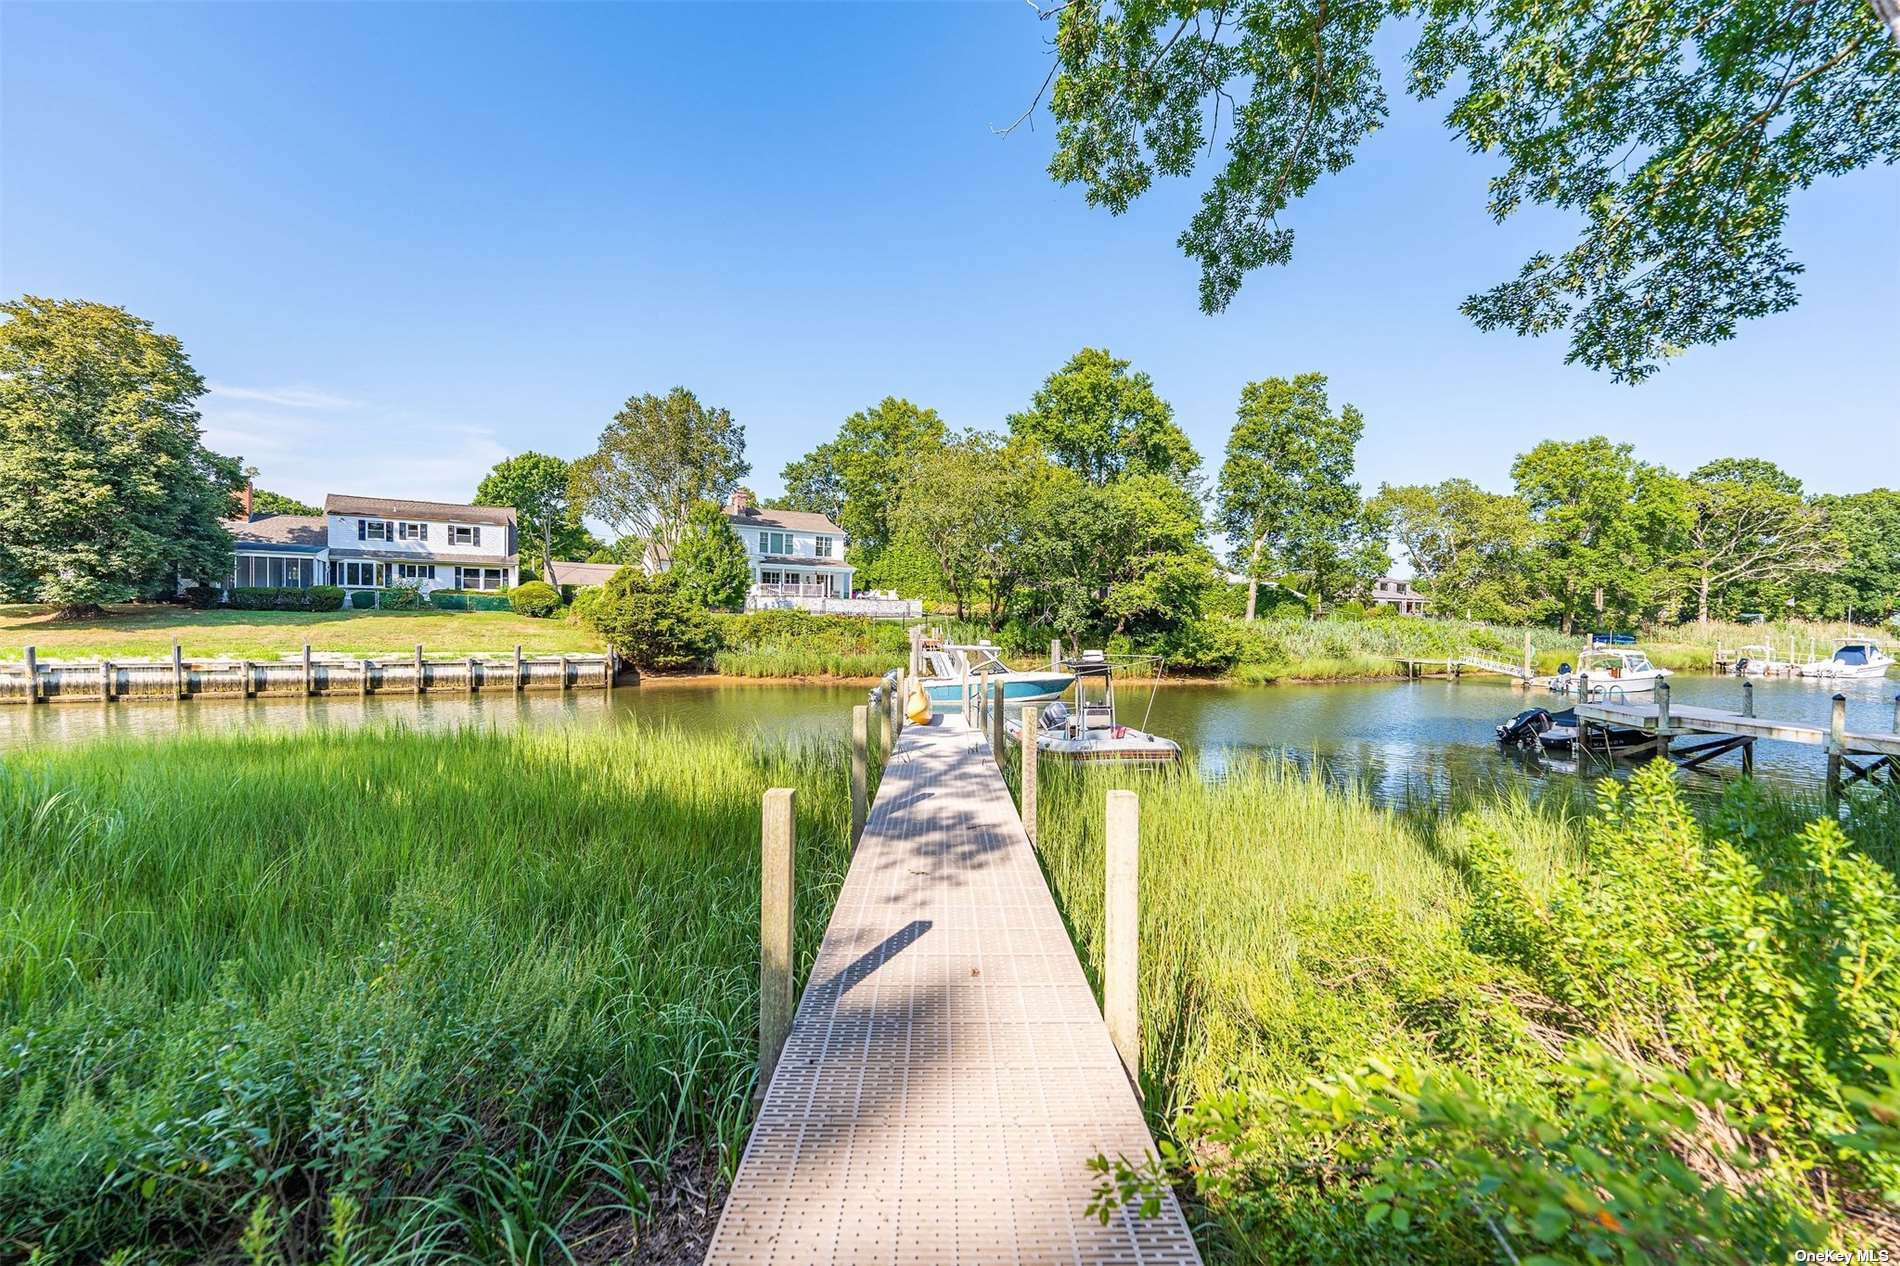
[{"left": 705, "top": 714, "right": 1200, "bottom": 1266}]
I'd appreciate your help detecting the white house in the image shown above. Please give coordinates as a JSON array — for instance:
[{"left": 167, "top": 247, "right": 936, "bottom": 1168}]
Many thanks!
[
  {"left": 221, "top": 489, "right": 518, "bottom": 594},
  {"left": 722, "top": 491, "right": 854, "bottom": 599}
]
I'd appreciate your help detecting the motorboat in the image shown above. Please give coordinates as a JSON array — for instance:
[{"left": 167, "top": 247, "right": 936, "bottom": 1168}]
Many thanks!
[
  {"left": 1795, "top": 641, "right": 1895, "bottom": 680},
  {"left": 1724, "top": 643, "right": 1794, "bottom": 676},
  {"left": 1005, "top": 651, "right": 1180, "bottom": 764},
  {"left": 1495, "top": 704, "right": 1648, "bottom": 755},
  {"left": 913, "top": 641, "right": 1073, "bottom": 712},
  {"left": 1546, "top": 647, "right": 1672, "bottom": 700}
]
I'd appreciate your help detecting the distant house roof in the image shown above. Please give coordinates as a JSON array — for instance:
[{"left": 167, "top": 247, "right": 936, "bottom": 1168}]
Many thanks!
[
  {"left": 549, "top": 560, "right": 623, "bottom": 587},
  {"left": 725, "top": 504, "right": 844, "bottom": 535},
  {"left": 222, "top": 514, "right": 327, "bottom": 551},
  {"left": 325, "top": 494, "right": 516, "bottom": 527}
]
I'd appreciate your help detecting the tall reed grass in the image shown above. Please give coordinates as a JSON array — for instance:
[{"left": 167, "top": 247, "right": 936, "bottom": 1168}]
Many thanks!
[{"left": 0, "top": 723, "right": 857, "bottom": 1264}]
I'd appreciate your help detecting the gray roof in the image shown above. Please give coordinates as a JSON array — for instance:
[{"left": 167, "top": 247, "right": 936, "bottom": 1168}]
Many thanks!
[
  {"left": 223, "top": 514, "right": 327, "bottom": 551},
  {"left": 326, "top": 494, "right": 516, "bottom": 526},
  {"left": 328, "top": 547, "right": 515, "bottom": 567},
  {"left": 549, "top": 560, "right": 623, "bottom": 587},
  {"left": 727, "top": 505, "right": 844, "bottom": 535}
]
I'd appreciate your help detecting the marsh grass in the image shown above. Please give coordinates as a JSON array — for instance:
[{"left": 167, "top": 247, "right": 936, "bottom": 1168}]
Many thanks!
[{"left": 0, "top": 723, "right": 859, "bottom": 1264}]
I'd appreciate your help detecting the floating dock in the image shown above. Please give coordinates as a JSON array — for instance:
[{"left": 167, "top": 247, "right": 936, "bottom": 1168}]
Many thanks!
[{"left": 705, "top": 713, "right": 1199, "bottom": 1266}]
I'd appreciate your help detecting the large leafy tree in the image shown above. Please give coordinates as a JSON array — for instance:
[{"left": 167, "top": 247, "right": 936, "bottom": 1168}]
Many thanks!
[
  {"left": 1025, "top": 0, "right": 1898, "bottom": 381},
  {"left": 1795, "top": 489, "right": 1900, "bottom": 620},
  {"left": 1007, "top": 348, "right": 1199, "bottom": 486},
  {"left": 571, "top": 388, "right": 749, "bottom": 555},
  {"left": 250, "top": 487, "right": 318, "bottom": 516},
  {"left": 1369, "top": 478, "right": 1539, "bottom": 621},
  {"left": 474, "top": 451, "right": 597, "bottom": 583},
  {"left": 889, "top": 434, "right": 1044, "bottom": 623},
  {"left": 0, "top": 296, "right": 243, "bottom": 616},
  {"left": 777, "top": 397, "right": 946, "bottom": 560},
  {"left": 1511, "top": 437, "right": 1691, "bottom": 633},
  {"left": 1216, "top": 373, "right": 1376, "bottom": 617},
  {"left": 669, "top": 499, "right": 753, "bottom": 610},
  {"left": 1680, "top": 459, "right": 1835, "bottom": 625}
]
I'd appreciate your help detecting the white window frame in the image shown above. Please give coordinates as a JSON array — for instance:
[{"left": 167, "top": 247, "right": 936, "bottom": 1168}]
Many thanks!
[
  {"left": 338, "top": 560, "right": 384, "bottom": 588},
  {"left": 363, "top": 519, "right": 392, "bottom": 542},
  {"left": 455, "top": 566, "right": 503, "bottom": 591},
  {"left": 395, "top": 562, "right": 434, "bottom": 582},
  {"left": 815, "top": 535, "right": 833, "bottom": 559},
  {"left": 398, "top": 521, "right": 429, "bottom": 541},
  {"left": 449, "top": 524, "right": 479, "bottom": 546}
]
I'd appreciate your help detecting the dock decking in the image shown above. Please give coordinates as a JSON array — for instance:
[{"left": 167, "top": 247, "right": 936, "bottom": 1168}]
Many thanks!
[
  {"left": 705, "top": 714, "right": 1200, "bottom": 1266},
  {"left": 1575, "top": 699, "right": 1900, "bottom": 758}
]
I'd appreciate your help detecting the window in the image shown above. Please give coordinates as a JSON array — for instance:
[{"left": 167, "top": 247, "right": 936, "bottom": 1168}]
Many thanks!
[
  {"left": 335, "top": 560, "right": 383, "bottom": 587},
  {"left": 449, "top": 524, "right": 482, "bottom": 546},
  {"left": 815, "top": 536, "right": 833, "bottom": 559},
  {"left": 398, "top": 521, "right": 429, "bottom": 541},
  {"left": 757, "top": 530, "right": 790, "bottom": 555},
  {"left": 759, "top": 569, "right": 782, "bottom": 586},
  {"left": 395, "top": 563, "right": 434, "bottom": 582},
  {"left": 455, "top": 566, "right": 503, "bottom": 591},
  {"left": 359, "top": 519, "right": 392, "bottom": 542}
]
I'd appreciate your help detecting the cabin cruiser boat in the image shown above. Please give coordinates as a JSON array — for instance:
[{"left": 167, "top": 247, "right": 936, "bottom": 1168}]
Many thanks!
[
  {"left": 1545, "top": 647, "right": 1672, "bottom": 700},
  {"left": 913, "top": 641, "right": 1073, "bottom": 712},
  {"left": 1795, "top": 641, "right": 1895, "bottom": 680},
  {"left": 1005, "top": 651, "right": 1181, "bottom": 764}
]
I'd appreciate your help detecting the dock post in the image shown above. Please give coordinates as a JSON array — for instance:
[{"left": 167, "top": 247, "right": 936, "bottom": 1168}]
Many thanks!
[
  {"left": 559, "top": 654, "right": 571, "bottom": 691},
  {"left": 101, "top": 659, "right": 114, "bottom": 703},
  {"left": 1892, "top": 691, "right": 1899, "bottom": 735},
  {"left": 515, "top": 645, "right": 525, "bottom": 692},
  {"left": 359, "top": 658, "right": 370, "bottom": 697},
  {"left": 1827, "top": 693, "right": 1846, "bottom": 811},
  {"left": 21, "top": 646, "right": 36, "bottom": 704},
  {"left": 172, "top": 641, "right": 185, "bottom": 700},
  {"left": 879, "top": 686, "right": 893, "bottom": 760},
  {"left": 850, "top": 704, "right": 868, "bottom": 848},
  {"left": 1051, "top": 638, "right": 1061, "bottom": 672},
  {"left": 990, "top": 679, "right": 1006, "bottom": 768},
  {"left": 890, "top": 669, "right": 904, "bottom": 740},
  {"left": 302, "top": 644, "right": 313, "bottom": 696},
  {"left": 1020, "top": 703, "right": 1038, "bottom": 847},
  {"left": 1654, "top": 679, "right": 1672, "bottom": 760},
  {"left": 1104, "top": 789, "right": 1140, "bottom": 1087},
  {"left": 467, "top": 656, "right": 478, "bottom": 694},
  {"left": 1742, "top": 680, "right": 1755, "bottom": 717},
  {"left": 414, "top": 644, "right": 424, "bottom": 695},
  {"left": 759, "top": 788, "right": 795, "bottom": 1097}
]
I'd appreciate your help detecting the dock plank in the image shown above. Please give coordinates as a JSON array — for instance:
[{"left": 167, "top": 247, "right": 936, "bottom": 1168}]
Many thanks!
[{"left": 705, "top": 714, "right": 1200, "bottom": 1266}]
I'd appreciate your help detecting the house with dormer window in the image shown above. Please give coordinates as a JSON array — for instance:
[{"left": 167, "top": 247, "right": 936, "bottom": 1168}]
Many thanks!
[
  {"left": 217, "top": 488, "right": 518, "bottom": 596},
  {"left": 722, "top": 490, "right": 853, "bottom": 600}
]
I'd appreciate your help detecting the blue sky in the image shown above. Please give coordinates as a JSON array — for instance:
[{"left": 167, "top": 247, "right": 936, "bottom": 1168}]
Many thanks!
[{"left": 4, "top": 2, "right": 1895, "bottom": 525}]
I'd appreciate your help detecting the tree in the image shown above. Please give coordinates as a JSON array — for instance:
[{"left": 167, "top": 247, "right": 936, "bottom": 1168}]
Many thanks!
[
  {"left": 0, "top": 296, "right": 243, "bottom": 616},
  {"left": 251, "top": 488, "right": 318, "bottom": 516},
  {"left": 1025, "top": 0, "right": 1897, "bottom": 381},
  {"left": 1794, "top": 489, "right": 1900, "bottom": 621},
  {"left": 1510, "top": 437, "right": 1691, "bottom": 633},
  {"left": 571, "top": 388, "right": 749, "bottom": 555},
  {"left": 669, "top": 500, "right": 752, "bottom": 610},
  {"left": 1680, "top": 459, "right": 1835, "bottom": 625},
  {"left": 1370, "top": 479, "right": 1538, "bottom": 621},
  {"left": 572, "top": 568, "right": 717, "bottom": 673},
  {"left": 1216, "top": 374, "right": 1370, "bottom": 618},
  {"left": 888, "top": 434, "right": 1039, "bottom": 623},
  {"left": 1008, "top": 348, "right": 1199, "bottom": 487},
  {"left": 774, "top": 447, "right": 846, "bottom": 523},
  {"left": 777, "top": 398, "right": 948, "bottom": 562},
  {"left": 474, "top": 451, "right": 596, "bottom": 583}
]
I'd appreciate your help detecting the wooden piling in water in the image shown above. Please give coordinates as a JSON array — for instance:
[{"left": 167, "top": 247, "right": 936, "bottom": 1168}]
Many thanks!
[
  {"left": 1104, "top": 789, "right": 1140, "bottom": 1088},
  {"left": 515, "top": 645, "right": 525, "bottom": 692},
  {"left": 101, "top": 659, "right": 114, "bottom": 703},
  {"left": 302, "top": 644, "right": 313, "bottom": 696},
  {"left": 21, "top": 646, "right": 36, "bottom": 704},
  {"left": 172, "top": 641, "right": 186, "bottom": 700},
  {"left": 359, "top": 658, "right": 370, "bottom": 697},
  {"left": 414, "top": 645, "right": 425, "bottom": 695},
  {"left": 1051, "top": 638, "right": 1062, "bottom": 672},
  {"left": 759, "top": 787, "right": 795, "bottom": 1097},
  {"left": 1742, "top": 679, "right": 1755, "bottom": 716},
  {"left": 1827, "top": 692, "right": 1847, "bottom": 810},
  {"left": 1020, "top": 703, "right": 1038, "bottom": 848}
]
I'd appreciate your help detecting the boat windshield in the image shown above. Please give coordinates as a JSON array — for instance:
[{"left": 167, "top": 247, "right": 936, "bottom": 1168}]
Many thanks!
[{"left": 1835, "top": 645, "right": 1870, "bottom": 665}]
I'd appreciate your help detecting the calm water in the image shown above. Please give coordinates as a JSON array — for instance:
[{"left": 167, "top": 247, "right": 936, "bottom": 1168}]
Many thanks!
[{"left": 3, "top": 673, "right": 1894, "bottom": 805}]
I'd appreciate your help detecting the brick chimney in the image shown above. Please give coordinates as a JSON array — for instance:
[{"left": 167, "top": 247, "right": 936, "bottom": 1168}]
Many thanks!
[
  {"left": 236, "top": 481, "right": 253, "bottom": 521},
  {"left": 727, "top": 489, "right": 754, "bottom": 516}
]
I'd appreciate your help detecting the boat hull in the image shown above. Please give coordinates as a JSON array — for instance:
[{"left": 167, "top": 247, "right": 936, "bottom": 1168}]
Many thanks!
[
  {"left": 1796, "top": 662, "right": 1894, "bottom": 679},
  {"left": 1547, "top": 671, "right": 1670, "bottom": 698},
  {"left": 923, "top": 673, "right": 1073, "bottom": 710},
  {"left": 1004, "top": 718, "right": 1181, "bottom": 764}
]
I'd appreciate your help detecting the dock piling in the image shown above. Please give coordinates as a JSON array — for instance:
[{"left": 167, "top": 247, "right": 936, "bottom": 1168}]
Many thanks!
[
  {"left": 879, "top": 687, "right": 893, "bottom": 761},
  {"left": 302, "top": 644, "right": 313, "bottom": 696},
  {"left": 415, "top": 645, "right": 424, "bottom": 695},
  {"left": 172, "top": 641, "right": 185, "bottom": 700},
  {"left": 1742, "top": 679, "right": 1755, "bottom": 717},
  {"left": 1051, "top": 638, "right": 1061, "bottom": 672},
  {"left": 1020, "top": 703, "right": 1038, "bottom": 848},
  {"left": 101, "top": 659, "right": 114, "bottom": 703},
  {"left": 758, "top": 788, "right": 796, "bottom": 1097},
  {"left": 515, "top": 645, "right": 525, "bottom": 692},
  {"left": 850, "top": 704, "right": 868, "bottom": 848},
  {"left": 1827, "top": 692, "right": 1847, "bottom": 810},
  {"left": 990, "top": 679, "right": 1005, "bottom": 768},
  {"left": 1104, "top": 789, "right": 1140, "bottom": 1088},
  {"left": 21, "top": 646, "right": 36, "bottom": 704},
  {"left": 1892, "top": 692, "right": 1899, "bottom": 735},
  {"left": 359, "top": 658, "right": 370, "bottom": 697},
  {"left": 466, "top": 656, "right": 477, "bottom": 694}
]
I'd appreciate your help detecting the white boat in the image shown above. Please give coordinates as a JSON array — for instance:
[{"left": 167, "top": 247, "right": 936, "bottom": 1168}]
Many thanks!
[
  {"left": 1723, "top": 642, "right": 1795, "bottom": 676},
  {"left": 1004, "top": 651, "right": 1180, "bottom": 764},
  {"left": 1795, "top": 641, "right": 1896, "bottom": 680},
  {"left": 1546, "top": 647, "right": 1672, "bottom": 700},
  {"left": 915, "top": 641, "right": 1072, "bottom": 712}
]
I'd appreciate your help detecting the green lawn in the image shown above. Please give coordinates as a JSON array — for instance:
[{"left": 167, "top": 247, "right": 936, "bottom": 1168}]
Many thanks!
[{"left": 0, "top": 604, "right": 604, "bottom": 661}]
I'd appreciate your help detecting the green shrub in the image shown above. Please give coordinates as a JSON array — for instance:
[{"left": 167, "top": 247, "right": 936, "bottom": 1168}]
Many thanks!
[
  {"left": 307, "top": 585, "right": 344, "bottom": 612},
  {"left": 428, "top": 589, "right": 512, "bottom": 612},
  {"left": 348, "top": 589, "right": 376, "bottom": 609},
  {"left": 509, "top": 580, "right": 562, "bottom": 618},
  {"left": 227, "top": 587, "right": 275, "bottom": 611},
  {"left": 271, "top": 587, "right": 309, "bottom": 611},
  {"left": 376, "top": 584, "right": 423, "bottom": 611},
  {"left": 576, "top": 571, "right": 715, "bottom": 671},
  {"left": 180, "top": 585, "right": 220, "bottom": 610}
]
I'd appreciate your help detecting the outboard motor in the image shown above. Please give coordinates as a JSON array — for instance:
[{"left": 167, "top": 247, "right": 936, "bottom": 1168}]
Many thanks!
[
  {"left": 1735, "top": 656, "right": 1750, "bottom": 676},
  {"left": 1039, "top": 701, "right": 1070, "bottom": 732},
  {"left": 1496, "top": 707, "right": 1553, "bottom": 747}
]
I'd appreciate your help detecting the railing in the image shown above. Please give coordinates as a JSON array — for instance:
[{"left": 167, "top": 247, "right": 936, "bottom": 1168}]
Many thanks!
[
  {"left": 745, "top": 593, "right": 923, "bottom": 618},
  {"left": 753, "top": 582, "right": 837, "bottom": 597}
]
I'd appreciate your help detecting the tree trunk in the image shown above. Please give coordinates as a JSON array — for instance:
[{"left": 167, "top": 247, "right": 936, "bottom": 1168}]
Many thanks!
[{"left": 1245, "top": 536, "right": 1264, "bottom": 621}]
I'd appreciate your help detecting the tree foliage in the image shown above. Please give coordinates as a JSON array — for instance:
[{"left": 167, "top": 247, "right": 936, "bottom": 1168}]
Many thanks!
[
  {"left": 776, "top": 397, "right": 946, "bottom": 561},
  {"left": 0, "top": 296, "right": 243, "bottom": 615},
  {"left": 1032, "top": 0, "right": 1899, "bottom": 380},
  {"left": 1370, "top": 479, "right": 1539, "bottom": 621},
  {"left": 249, "top": 488, "right": 318, "bottom": 516},
  {"left": 1007, "top": 347, "right": 1199, "bottom": 487},
  {"left": 474, "top": 451, "right": 595, "bottom": 583},
  {"left": 572, "top": 568, "right": 716, "bottom": 672},
  {"left": 1796, "top": 489, "right": 1900, "bottom": 620},
  {"left": 571, "top": 388, "right": 749, "bottom": 555},
  {"left": 1680, "top": 459, "right": 1836, "bottom": 624},
  {"left": 669, "top": 500, "right": 753, "bottom": 610}
]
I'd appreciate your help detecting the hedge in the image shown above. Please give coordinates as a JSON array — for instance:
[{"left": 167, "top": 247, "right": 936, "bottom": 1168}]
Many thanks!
[
  {"left": 227, "top": 587, "right": 344, "bottom": 612},
  {"left": 428, "top": 589, "right": 513, "bottom": 612},
  {"left": 509, "top": 581, "right": 562, "bottom": 618}
]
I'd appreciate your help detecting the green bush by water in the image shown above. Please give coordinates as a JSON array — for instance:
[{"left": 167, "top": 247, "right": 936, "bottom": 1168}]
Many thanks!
[
  {"left": 0, "top": 724, "right": 856, "bottom": 1264},
  {"left": 1034, "top": 760, "right": 1900, "bottom": 1262}
]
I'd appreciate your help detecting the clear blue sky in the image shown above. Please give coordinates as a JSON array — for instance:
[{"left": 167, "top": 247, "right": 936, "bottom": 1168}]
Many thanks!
[{"left": 4, "top": 2, "right": 1895, "bottom": 522}]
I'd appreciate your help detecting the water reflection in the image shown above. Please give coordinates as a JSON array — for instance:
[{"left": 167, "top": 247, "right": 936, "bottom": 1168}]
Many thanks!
[{"left": 5, "top": 672, "right": 1893, "bottom": 809}]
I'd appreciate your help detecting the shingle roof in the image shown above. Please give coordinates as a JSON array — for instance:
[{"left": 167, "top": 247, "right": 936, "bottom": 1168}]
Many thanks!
[
  {"left": 222, "top": 514, "right": 328, "bottom": 550},
  {"left": 326, "top": 494, "right": 516, "bottom": 526},
  {"left": 725, "top": 506, "right": 844, "bottom": 534}
]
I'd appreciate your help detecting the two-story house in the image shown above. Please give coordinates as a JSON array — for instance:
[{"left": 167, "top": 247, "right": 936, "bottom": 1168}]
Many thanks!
[
  {"left": 1365, "top": 575, "right": 1428, "bottom": 616},
  {"left": 220, "top": 489, "right": 518, "bottom": 594},
  {"left": 723, "top": 491, "right": 853, "bottom": 600}
]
